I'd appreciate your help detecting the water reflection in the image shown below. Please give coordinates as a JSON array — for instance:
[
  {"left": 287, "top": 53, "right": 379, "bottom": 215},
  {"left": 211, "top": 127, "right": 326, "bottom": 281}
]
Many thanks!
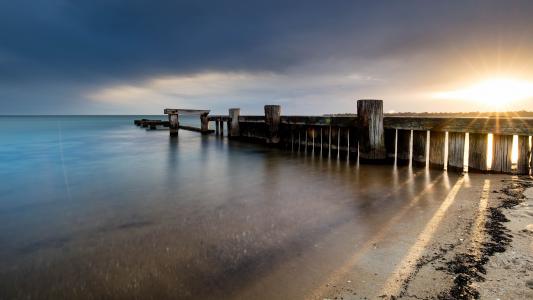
[{"left": 0, "top": 116, "right": 464, "bottom": 299}]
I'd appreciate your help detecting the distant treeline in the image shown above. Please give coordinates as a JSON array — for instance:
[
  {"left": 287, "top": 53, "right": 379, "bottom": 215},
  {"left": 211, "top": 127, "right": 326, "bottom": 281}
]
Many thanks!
[{"left": 326, "top": 111, "right": 533, "bottom": 118}]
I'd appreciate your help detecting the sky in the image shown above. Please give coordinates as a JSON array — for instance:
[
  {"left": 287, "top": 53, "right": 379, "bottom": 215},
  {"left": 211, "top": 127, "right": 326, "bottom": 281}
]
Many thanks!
[{"left": 1, "top": 0, "right": 533, "bottom": 115}]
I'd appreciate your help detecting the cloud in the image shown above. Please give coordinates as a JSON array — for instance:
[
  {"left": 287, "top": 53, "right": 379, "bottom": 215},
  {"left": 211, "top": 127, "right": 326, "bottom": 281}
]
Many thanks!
[
  {"left": 1, "top": 0, "right": 533, "bottom": 113},
  {"left": 86, "top": 70, "right": 383, "bottom": 114}
]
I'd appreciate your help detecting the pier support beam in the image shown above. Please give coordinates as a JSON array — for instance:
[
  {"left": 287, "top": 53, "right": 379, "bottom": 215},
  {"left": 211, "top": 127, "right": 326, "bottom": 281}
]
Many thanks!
[
  {"left": 200, "top": 113, "right": 209, "bottom": 134},
  {"left": 531, "top": 136, "right": 533, "bottom": 173},
  {"left": 429, "top": 131, "right": 445, "bottom": 168},
  {"left": 447, "top": 132, "right": 465, "bottom": 171},
  {"left": 169, "top": 114, "right": 179, "bottom": 136},
  {"left": 517, "top": 135, "right": 530, "bottom": 175},
  {"left": 468, "top": 133, "right": 488, "bottom": 172},
  {"left": 412, "top": 130, "right": 427, "bottom": 166},
  {"left": 229, "top": 108, "right": 240, "bottom": 137},
  {"left": 491, "top": 134, "right": 513, "bottom": 173},
  {"left": 396, "top": 129, "right": 411, "bottom": 163},
  {"left": 357, "top": 99, "right": 386, "bottom": 161},
  {"left": 265, "top": 105, "right": 281, "bottom": 144},
  {"left": 384, "top": 128, "right": 396, "bottom": 161}
]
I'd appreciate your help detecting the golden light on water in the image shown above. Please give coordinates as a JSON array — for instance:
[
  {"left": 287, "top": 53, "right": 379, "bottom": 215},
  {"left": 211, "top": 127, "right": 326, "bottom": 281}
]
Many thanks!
[{"left": 433, "top": 77, "right": 533, "bottom": 108}]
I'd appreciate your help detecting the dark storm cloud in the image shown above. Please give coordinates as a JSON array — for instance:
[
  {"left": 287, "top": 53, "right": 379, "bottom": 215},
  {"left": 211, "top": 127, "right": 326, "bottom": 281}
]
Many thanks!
[{"left": 1, "top": 0, "right": 533, "bottom": 113}]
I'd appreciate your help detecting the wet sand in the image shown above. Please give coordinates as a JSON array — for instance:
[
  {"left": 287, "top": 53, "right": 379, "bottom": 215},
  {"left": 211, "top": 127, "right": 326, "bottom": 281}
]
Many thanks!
[{"left": 477, "top": 179, "right": 533, "bottom": 299}]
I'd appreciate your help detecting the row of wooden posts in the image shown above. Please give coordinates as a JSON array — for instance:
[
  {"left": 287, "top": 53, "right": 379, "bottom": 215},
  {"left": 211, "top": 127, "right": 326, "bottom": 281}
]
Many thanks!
[{"left": 161, "top": 100, "right": 533, "bottom": 175}]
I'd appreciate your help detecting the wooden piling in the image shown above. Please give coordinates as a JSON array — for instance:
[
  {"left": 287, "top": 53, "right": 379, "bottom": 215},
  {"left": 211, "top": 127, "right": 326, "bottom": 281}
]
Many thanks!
[
  {"left": 200, "top": 113, "right": 209, "bottom": 134},
  {"left": 337, "top": 128, "right": 341, "bottom": 158},
  {"left": 516, "top": 135, "right": 530, "bottom": 174},
  {"left": 346, "top": 129, "right": 350, "bottom": 159},
  {"left": 311, "top": 128, "right": 316, "bottom": 153},
  {"left": 468, "top": 133, "right": 488, "bottom": 172},
  {"left": 357, "top": 99, "right": 386, "bottom": 160},
  {"left": 491, "top": 134, "right": 513, "bottom": 173},
  {"left": 328, "top": 125, "right": 332, "bottom": 157},
  {"left": 429, "top": 131, "right": 445, "bottom": 168},
  {"left": 384, "top": 128, "right": 396, "bottom": 160},
  {"left": 298, "top": 130, "right": 301, "bottom": 152},
  {"left": 169, "top": 114, "right": 179, "bottom": 136},
  {"left": 264, "top": 105, "right": 281, "bottom": 144},
  {"left": 412, "top": 130, "right": 427, "bottom": 166},
  {"left": 530, "top": 136, "right": 533, "bottom": 173},
  {"left": 229, "top": 108, "right": 240, "bottom": 137},
  {"left": 447, "top": 132, "right": 465, "bottom": 171},
  {"left": 349, "top": 127, "right": 358, "bottom": 159},
  {"left": 396, "top": 129, "right": 411, "bottom": 162},
  {"left": 305, "top": 129, "right": 308, "bottom": 152},
  {"left": 320, "top": 127, "right": 323, "bottom": 154}
]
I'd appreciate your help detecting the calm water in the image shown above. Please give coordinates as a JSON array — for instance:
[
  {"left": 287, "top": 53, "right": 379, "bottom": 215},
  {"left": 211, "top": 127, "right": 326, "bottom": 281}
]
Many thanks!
[{"left": 0, "top": 116, "right": 463, "bottom": 299}]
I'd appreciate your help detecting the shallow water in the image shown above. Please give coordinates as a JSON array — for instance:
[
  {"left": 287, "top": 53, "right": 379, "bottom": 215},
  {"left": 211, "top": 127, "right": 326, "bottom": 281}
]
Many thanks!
[{"left": 0, "top": 116, "right": 462, "bottom": 299}]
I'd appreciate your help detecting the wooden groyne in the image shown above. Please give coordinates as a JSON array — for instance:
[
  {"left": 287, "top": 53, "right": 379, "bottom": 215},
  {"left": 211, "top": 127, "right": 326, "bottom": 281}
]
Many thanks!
[{"left": 143, "top": 100, "right": 532, "bottom": 175}]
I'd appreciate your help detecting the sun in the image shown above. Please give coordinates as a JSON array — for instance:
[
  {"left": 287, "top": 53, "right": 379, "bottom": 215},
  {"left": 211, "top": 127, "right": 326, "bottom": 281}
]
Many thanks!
[{"left": 432, "top": 77, "right": 533, "bottom": 108}]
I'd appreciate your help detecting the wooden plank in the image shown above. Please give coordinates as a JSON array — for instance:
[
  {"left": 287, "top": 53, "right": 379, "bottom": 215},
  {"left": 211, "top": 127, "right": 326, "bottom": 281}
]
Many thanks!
[
  {"left": 491, "top": 134, "right": 513, "bottom": 173},
  {"left": 384, "top": 116, "right": 533, "bottom": 135},
  {"left": 396, "top": 129, "right": 411, "bottom": 162},
  {"left": 178, "top": 125, "right": 214, "bottom": 133},
  {"left": 429, "top": 131, "right": 445, "bottom": 168},
  {"left": 447, "top": 132, "right": 465, "bottom": 170},
  {"left": 412, "top": 130, "right": 427, "bottom": 166},
  {"left": 164, "top": 108, "right": 210, "bottom": 115},
  {"left": 282, "top": 116, "right": 357, "bottom": 127},
  {"left": 208, "top": 115, "right": 231, "bottom": 121},
  {"left": 516, "top": 135, "right": 530, "bottom": 175},
  {"left": 468, "top": 133, "right": 488, "bottom": 172},
  {"left": 357, "top": 100, "right": 386, "bottom": 160}
]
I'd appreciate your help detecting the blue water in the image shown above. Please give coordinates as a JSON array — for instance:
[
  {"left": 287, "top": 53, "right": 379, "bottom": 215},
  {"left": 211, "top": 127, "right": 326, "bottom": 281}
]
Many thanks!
[{"left": 0, "top": 116, "right": 462, "bottom": 299}]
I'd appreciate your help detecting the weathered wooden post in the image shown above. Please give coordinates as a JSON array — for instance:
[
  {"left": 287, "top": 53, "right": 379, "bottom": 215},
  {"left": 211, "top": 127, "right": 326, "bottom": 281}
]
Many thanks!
[
  {"left": 229, "top": 108, "right": 240, "bottom": 137},
  {"left": 516, "top": 135, "right": 530, "bottom": 174},
  {"left": 468, "top": 133, "right": 488, "bottom": 172},
  {"left": 265, "top": 105, "right": 281, "bottom": 144},
  {"left": 357, "top": 99, "right": 386, "bottom": 161},
  {"left": 429, "top": 131, "right": 446, "bottom": 168},
  {"left": 215, "top": 119, "right": 220, "bottom": 135},
  {"left": 530, "top": 136, "right": 533, "bottom": 173},
  {"left": 491, "top": 134, "right": 513, "bottom": 173},
  {"left": 168, "top": 114, "right": 179, "bottom": 136},
  {"left": 412, "top": 130, "right": 427, "bottom": 166},
  {"left": 447, "top": 132, "right": 465, "bottom": 171},
  {"left": 200, "top": 112, "right": 209, "bottom": 134}
]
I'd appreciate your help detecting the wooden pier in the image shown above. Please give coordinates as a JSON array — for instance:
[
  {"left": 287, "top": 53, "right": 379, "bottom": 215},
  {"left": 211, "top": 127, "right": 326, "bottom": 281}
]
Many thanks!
[{"left": 135, "top": 100, "right": 533, "bottom": 175}]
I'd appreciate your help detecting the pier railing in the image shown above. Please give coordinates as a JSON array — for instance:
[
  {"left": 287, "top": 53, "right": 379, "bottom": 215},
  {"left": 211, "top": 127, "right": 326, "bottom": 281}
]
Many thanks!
[{"left": 155, "top": 100, "right": 533, "bottom": 175}]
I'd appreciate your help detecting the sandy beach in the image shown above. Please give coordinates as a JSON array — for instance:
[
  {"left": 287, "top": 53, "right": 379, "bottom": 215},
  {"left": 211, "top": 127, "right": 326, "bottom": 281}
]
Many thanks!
[{"left": 323, "top": 174, "right": 533, "bottom": 299}]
